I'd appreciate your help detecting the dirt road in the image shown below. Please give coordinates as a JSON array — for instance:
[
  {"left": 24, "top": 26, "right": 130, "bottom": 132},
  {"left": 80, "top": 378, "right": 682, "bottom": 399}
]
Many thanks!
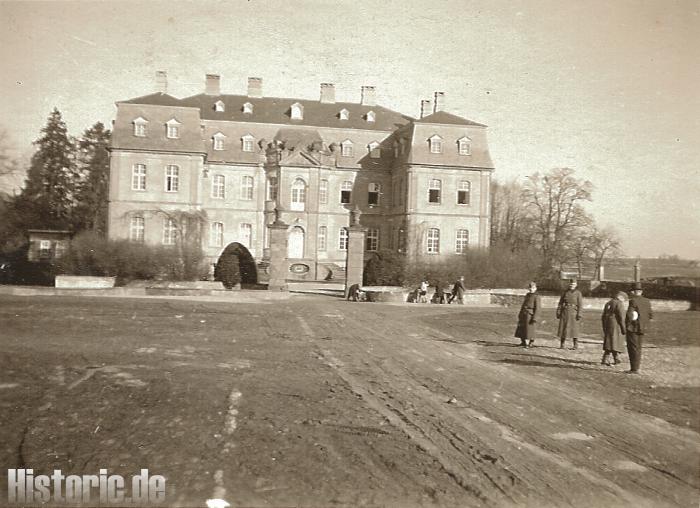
[{"left": 1, "top": 295, "right": 698, "bottom": 507}]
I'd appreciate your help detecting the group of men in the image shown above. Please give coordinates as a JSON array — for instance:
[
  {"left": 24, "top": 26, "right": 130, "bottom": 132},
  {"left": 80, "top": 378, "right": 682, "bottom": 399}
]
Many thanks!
[{"left": 515, "top": 279, "right": 653, "bottom": 374}]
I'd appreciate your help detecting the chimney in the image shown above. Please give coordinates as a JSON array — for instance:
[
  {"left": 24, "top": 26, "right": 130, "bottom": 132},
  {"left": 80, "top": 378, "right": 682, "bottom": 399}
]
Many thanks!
[
  {"left": 320, "top": 83, "right": 335, "bottom": 104},
  {"left": 205, "top": 74, "right": 221, "bottom": 95},
  {"left": 155, "top": 71, "right": 168, "bottom": 94},
  {"left": 433, "top": 91, "right": 445, "bottom": 113},
  {"left": 248, "top": 77, "right": 263, "bottom": 98},
  {"left": 420, "top": 100, "right": 432, "bottom": 118},
  {"left": 361, "top": 86, "right": 376, "bottom": 106}
]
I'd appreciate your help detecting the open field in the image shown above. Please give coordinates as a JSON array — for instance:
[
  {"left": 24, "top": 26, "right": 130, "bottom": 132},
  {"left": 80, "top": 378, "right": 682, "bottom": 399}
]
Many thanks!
[{"left": 1, "top": 294, "right": 699, "bottom": 507}]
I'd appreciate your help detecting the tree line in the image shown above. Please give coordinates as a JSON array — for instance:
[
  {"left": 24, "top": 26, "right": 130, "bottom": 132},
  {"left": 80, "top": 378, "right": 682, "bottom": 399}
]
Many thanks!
[
  {"left": 0, "top": 109, "right": 111, "bottom": 255},
  {"left": 490, "top": 168, "right": 622, "bottom": 281}
]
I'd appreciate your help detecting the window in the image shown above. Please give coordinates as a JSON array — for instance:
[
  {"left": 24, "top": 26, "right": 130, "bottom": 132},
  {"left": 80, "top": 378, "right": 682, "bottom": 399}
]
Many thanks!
[
  {"left": 318, "top": 226, "right": 327, "bottom": 251},
  {"left": 456, "top": 229, "right": 469, "bottom": 254},
  {"left": 130, "top": 217, "right": 145, "bottom": 243},
  {"left": 241, "top": 134, "right": 255, "bottom": 152},
  {"left": 366, "top": 228, "right": 379, "bottom": 251},
  {"left": 240, "top": 175, "right": 254, "bottom": 200},
  {"left": 340, "top": 181, "right": 352, "bottom": 204},
  {"left": 163, "top": 218, "right": 178, "bottom": 245},
  {"left": 215, "top": 100, "right": 225, "bottom": 112},
  {"left": 339, "top": 108, "right": 349, "bottom": 120},
  {"left": 366, "top": 111, "right": 376, "bottom": 122},
  {"left": 133, "top": 117, "right": 147, "bottom": 137},
  {"left": 166, "top": 119, "right": 181, "bottom": 139},
  {"left": 213, "top": 132, "right": 226, "bottom": 151},
  {"left": 212, "top": 174, "right": 225, "bottom": 199},
  {"left": 243, "top": 102, "right": 253, "bottom": 114},
  {"left": 210, "top": 222, "right": 224, "bottom": 247},
  {"left": 368, "top": 183, "right": 380, "bottom": 206},
  {"left": 457, "top": 181, "right": 471, "bottom": 205},
  {"left": 239, "top": 223, "right": 252, "bottom": 248},
  {"left": 427, "top": 228, "right": 440, "bottom": 254},
  {"left": 458, "top": 136, "right": 471, "bottom": 155},
  {"left": 132, "top": 164, "right": 146, "bottom": 190},
  {"left": 165, "top": 165, "right": 179, "bottom": 192},
  {"left": 39, "top": 240, "right": 51, "bottom": 260},
  {"left": 368, "top": 141, "right": 381, "bottom": 159},
  {"left": 291, "top": 178, "right": 306, "bottom": 211},
  {"left": 428, "top": 179, "right": 441, "bottom": 203},
  {"left": 290, "top": 102, "right": 303, "bottom": 120},
  {"left": 340, "top": 140, "right": 353, "bottom": 157},
  {"left": 429, "top": 135, "right": 443, "bottom": 154},
  {"left": 319, "top": 179, "right": 328, "bottom": 204},
  {"left": 55, "top": 241, "right": 67, "bottom": 259},
  {"left": 339, "top": 227, "right": 348, "bottom": 251},
  {"left": 267, "top": 176, "right": 278, "bottom": 201}
]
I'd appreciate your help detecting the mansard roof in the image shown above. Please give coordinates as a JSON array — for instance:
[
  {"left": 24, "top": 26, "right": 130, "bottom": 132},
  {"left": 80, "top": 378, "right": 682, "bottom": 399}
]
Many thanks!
[
  {"left": 118, "top": 92, "right": 413, "bottom": 131},
  {"left": 414, "top": 111, "right": 486, "bottom": 127}
]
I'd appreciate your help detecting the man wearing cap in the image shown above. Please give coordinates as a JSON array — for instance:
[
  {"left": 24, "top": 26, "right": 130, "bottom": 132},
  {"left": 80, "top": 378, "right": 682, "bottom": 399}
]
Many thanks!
[
  {"left": 515, "top": 281, "right": 541, "bottom": 348},
  {"left": 556, "top": 279, "right": 583, "bottom": 349},
  {"left": 626, "top": 282, "right": 653, "bottom": 373}
]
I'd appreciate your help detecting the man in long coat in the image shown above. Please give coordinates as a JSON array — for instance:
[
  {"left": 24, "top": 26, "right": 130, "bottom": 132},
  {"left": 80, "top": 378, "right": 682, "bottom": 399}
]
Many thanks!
[
  {"left": 449, "top": 276, "right": 466, "bottom": 304},
  {"left": 626, "top": 282, "right": 653, "bottom": 373},
  {"left": 515, "top": 281, "right": 541, "bottom": 348},
  {"left": 601, "top": 291, "right": 627, "bottom": 366},
  {"left": 556, "top": 279, "right": 583, "bottom": 349}
]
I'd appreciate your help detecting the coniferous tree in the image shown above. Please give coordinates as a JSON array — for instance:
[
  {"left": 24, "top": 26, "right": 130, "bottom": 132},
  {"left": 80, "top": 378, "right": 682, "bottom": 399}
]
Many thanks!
[
  {"left": 22, "top": 109, "right": 78, "bottom": 229},
  {"left": 73, "top": 122, "right": 111, "bottom": 235}
]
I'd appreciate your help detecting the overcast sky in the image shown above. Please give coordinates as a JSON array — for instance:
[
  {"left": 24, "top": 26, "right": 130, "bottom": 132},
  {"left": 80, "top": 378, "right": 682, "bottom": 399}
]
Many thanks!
[{"left": 1, "top": 0, "right": 698, "bottom": 259}]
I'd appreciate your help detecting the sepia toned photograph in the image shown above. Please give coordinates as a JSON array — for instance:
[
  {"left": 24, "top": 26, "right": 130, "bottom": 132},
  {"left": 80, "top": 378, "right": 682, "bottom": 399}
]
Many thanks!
[{"left": 1, "top": 1, "right": 698, "bottom": 507}]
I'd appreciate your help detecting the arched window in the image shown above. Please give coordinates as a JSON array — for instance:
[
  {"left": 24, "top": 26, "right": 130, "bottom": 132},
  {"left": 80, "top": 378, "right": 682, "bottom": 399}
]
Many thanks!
[
  {"left": 291, "top": 178, "right": 306, "bottom": 211},
  {"left": 288, "top": 226, "right": 305, "bottom": 258}
]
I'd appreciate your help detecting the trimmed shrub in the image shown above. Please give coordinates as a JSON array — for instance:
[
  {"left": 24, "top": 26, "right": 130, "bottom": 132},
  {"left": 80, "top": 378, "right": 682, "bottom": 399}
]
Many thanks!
[
  {"left": 215, "top": 252, "right": 240, "bottom": 289},
  {"left": 364, "top": 250, "right": 407, "bottom": 286}
]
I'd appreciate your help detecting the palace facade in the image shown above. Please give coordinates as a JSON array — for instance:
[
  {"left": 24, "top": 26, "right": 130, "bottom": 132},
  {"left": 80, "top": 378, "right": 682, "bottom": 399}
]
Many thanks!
[{"left": 108, "top": 72, "right": 494, "bottom": 280}]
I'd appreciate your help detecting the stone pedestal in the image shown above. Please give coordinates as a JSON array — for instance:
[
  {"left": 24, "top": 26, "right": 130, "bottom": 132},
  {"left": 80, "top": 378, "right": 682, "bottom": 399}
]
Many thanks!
[
  {"left": 268, "top": 220, "right": 289, "bottom": 291},
  {"left": 634, "top": 260, "right": 641, "bottom": 282},
  {"left": 345, "top": 225, "right": 366, "bottom": 298}
]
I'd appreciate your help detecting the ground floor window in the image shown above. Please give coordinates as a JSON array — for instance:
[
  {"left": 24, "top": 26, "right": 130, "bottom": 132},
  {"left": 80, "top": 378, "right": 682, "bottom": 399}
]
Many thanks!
[
  {"left": 455, "top": 229, "right": 469, "bottom": 253},
  {"left": 339, "top": 227, "right": 348, "bottom": 251},
  {"left": 427, "top": 228, "right": 440, "bottom": 254},
  {"left": 130, "top": 216, "right": 145, "bottom": 243}
]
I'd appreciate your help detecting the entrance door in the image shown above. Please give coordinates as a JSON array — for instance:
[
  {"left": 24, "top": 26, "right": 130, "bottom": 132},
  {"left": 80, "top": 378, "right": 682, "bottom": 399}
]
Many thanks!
[{"left": 288, "top": 226, "right": 304, "bottom": 259}]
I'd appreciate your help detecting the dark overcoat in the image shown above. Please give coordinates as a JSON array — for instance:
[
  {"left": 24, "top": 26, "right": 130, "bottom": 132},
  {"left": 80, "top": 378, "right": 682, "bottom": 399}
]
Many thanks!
[
  {"left": 556, "top": 289, "right": 583, "bottom": 339},
  {"left": 515, "top": 292, "right": 541, "bottom": 340},
  {"left": 626, "top": 295, "right": 653, "bottom": 334},
  {"left": 601, "top": 298, "right": 626, "bottom": 352}
]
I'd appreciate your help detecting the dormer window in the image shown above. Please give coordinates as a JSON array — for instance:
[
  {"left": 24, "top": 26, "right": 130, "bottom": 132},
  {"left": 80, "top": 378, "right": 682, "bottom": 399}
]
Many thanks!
[
  {"left": 339, "top": 108, "right": 349, "bottom": 120},
  {"left": 366, "top": 111, "right": 376, "bottom": 122},
  {"left": 241, "top": 134, "right": 255, "bottom": 152},
  {"left": 214, "top": 101, "right": 225, "bottom": 112},
  {"left": 212, "top": 132, "right": 226, "bottom": 151},
  {"left": 428, "top": 134, "right": 443, "bottom": 154},
  {"left": 457, "top": 136, "right": 472, "bottom": 155},
  {"left": 166, "top": 118, "right": 181, "bottom": 139},
  {"left": 368, "top": 141, "right": 381, "bottom": 159},
  {"left": 340, "top": 139, "right": 354, "bottom": 157},
  {"left": 133, "top": 117, "right": 148, "bottom": 137},
  {"left": 290, "top": 102, "right": 304, "bottom": 120},
  {"left": 243, "top": 102, "right": 253, "bottom": 114}
]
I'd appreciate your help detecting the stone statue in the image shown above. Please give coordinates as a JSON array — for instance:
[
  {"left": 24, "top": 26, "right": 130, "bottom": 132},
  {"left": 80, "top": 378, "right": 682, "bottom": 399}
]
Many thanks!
[{"left": 350, "top": 204, "right": 362, "bottom": 226}]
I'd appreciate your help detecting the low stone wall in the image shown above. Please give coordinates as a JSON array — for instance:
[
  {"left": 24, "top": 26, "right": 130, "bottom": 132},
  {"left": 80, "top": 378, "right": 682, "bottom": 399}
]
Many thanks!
[{"left": 55, "top": 275, "right": 116, "bottom": 289}]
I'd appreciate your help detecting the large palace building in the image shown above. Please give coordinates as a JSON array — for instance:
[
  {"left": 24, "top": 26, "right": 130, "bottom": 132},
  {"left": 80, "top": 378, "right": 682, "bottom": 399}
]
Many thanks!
[{"left": 108, "top": 72, "right": 494, "bottom": 280}]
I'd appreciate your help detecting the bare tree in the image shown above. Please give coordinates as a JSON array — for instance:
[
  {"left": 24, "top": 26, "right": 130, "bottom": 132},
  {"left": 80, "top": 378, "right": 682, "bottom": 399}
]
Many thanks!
[
  {"left": 490, "top": 179, "right": 534, "bottom": 252},
  {"left": 0, "top": 128, "right": 20, "bottom": 179},
  {"left": 590, "top": 225, "right": 622, "bottom": 280},
  {"left": 522, "top": 168, "right": 593, "bottom": 277}
]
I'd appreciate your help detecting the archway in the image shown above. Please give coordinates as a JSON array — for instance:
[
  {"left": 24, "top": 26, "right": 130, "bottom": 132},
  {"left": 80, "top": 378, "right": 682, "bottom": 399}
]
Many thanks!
[
  {"left": 215, "top": 242, "right": 258, "bottom": 287},
  {"left": 288, "top": 226, "right": 305, "bottom": 259}
]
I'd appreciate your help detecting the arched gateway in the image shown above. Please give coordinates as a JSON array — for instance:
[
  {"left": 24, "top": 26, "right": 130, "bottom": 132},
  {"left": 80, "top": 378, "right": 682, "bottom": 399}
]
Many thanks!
[{"left": 215, "top": 242, "right": 258, "bottom": 287}]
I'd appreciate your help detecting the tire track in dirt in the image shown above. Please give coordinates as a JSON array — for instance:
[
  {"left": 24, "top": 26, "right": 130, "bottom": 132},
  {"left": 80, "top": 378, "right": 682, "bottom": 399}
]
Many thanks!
[{"left": 301, "top": 303, "right": 697, "bottom": 507}]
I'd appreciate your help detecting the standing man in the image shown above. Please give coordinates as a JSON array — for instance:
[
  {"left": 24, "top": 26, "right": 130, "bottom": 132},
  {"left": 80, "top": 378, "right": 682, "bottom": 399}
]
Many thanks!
[
  {"left": 515, "top": 281, "right": 541, "bottom": 348},
  {"left": 449, "top": 276, "right": 466, "bottom": 304},
  {"left": 626, "top": 282, "right": 653, "bottom": 374},
  {"left": 601, "top": 291, "right": 627, "bottom": 366},
  {"left": 556, "top": 279, "right": 583, "bottom": 350}
]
